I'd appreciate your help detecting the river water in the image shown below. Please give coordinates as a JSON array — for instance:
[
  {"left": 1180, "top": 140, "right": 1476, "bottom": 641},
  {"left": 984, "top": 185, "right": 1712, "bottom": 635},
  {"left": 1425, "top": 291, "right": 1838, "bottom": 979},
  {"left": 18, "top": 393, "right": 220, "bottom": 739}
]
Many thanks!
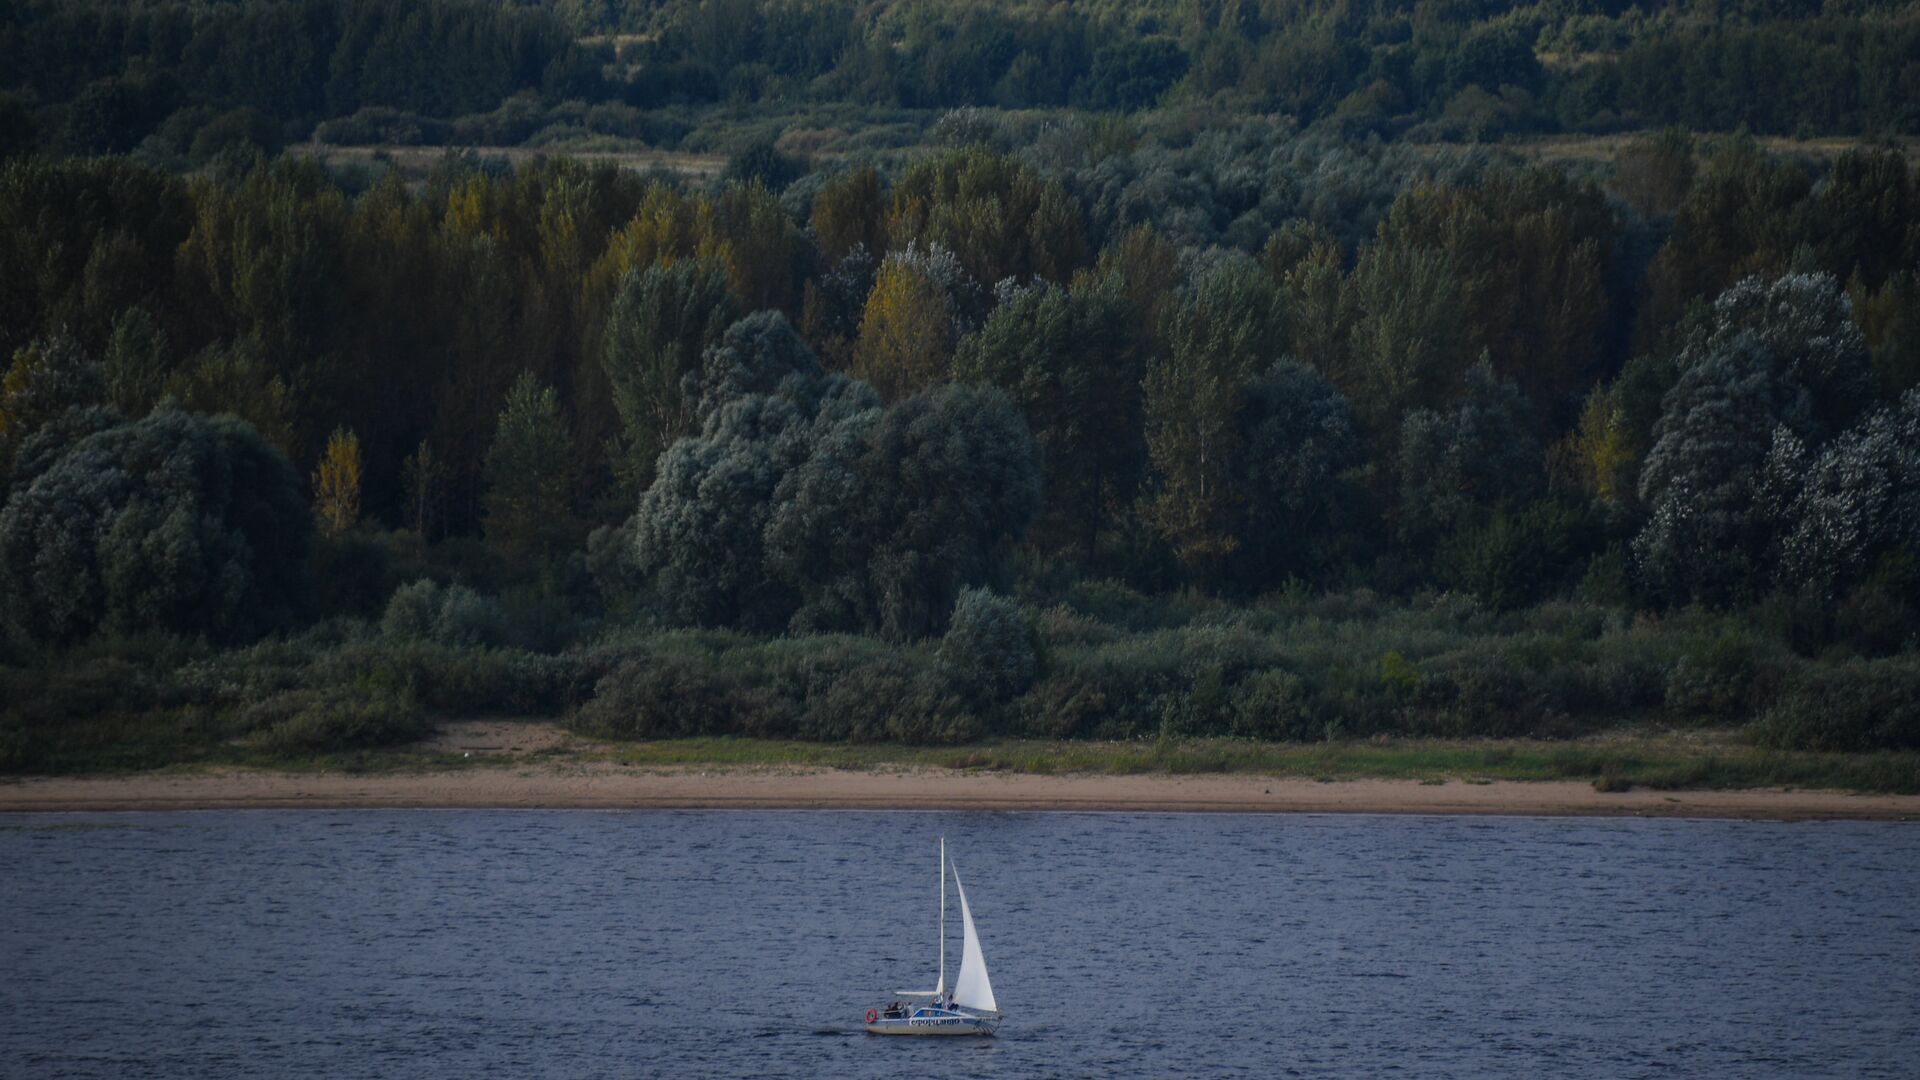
[{"left": 3, "top": 810, "right": 1916, "bottom": 1078}]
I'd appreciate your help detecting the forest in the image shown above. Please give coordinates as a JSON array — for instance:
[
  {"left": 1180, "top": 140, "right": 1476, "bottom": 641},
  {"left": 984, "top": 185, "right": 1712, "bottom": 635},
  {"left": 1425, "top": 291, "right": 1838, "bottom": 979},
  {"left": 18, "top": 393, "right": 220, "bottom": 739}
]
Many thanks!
[{"left": 2, "top": 0, "right": 1919, "bottom": 777}]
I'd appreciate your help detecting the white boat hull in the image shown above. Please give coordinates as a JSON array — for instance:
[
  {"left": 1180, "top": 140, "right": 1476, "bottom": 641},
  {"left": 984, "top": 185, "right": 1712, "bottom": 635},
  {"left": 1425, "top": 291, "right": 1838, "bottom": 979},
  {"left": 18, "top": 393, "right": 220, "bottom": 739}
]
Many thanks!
[{"left": 864, "top": 1013, "right": 999, "bottom": 1037}]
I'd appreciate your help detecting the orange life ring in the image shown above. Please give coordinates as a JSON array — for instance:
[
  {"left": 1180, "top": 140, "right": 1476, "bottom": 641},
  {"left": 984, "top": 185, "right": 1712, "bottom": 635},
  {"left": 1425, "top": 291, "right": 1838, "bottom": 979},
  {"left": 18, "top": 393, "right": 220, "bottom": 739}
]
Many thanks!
[{"left": 865, "top": 1008, "right": 878, "bottom": 1024}]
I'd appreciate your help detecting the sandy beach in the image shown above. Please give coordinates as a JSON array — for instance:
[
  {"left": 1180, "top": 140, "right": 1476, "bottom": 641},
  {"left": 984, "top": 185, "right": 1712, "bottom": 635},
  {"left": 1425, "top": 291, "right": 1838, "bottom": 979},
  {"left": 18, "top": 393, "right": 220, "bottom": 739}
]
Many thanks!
[{"left": 3, "top": 764, "right": 1916, "bottom": 820}]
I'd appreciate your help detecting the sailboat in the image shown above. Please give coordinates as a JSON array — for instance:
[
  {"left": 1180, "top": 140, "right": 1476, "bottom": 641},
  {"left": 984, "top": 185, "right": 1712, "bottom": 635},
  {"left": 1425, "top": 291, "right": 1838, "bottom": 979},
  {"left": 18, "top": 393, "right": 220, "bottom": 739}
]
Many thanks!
[{"left": 863, "top": 837, "right": 1001, "bottom": 1036}]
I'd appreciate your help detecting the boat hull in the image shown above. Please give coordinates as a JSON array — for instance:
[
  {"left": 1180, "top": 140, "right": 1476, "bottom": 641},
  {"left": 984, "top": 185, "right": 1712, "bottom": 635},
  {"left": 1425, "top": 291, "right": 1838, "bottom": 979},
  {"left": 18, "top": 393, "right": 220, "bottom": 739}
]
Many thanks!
[{"left": 864, "top": 1014, "right": 999, "bottom": 1037}]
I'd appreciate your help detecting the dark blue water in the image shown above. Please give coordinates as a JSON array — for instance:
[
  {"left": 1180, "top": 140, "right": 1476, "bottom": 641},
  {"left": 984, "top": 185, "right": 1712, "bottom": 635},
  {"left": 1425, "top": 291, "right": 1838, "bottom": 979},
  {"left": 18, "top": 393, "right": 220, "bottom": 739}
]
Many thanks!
[{"left": 3, "top": 811, "right": 1917, "bottom": 1079}]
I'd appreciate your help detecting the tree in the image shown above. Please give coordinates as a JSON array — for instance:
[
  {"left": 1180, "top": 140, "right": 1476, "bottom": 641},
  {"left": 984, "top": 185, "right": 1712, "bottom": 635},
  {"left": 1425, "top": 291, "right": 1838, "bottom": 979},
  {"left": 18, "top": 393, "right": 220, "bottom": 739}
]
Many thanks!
[
  {"left": 1612, "top": 129, "right": 1695, "bottom": 221},
  {"left": 1777, "top": 390, "right": 1920, "bottom": 597},
  {"left": 1634, "top": 335, "right": 1813, "bottom": 607},
  {"left": 1361, "top": 171, "right": 1615, "bottom": 424},
  {"left": 770, "top": 382, "right": 1042, "bottom": 640},
  {"left": 938, "top": 587, "right": 1039, "bottom": 704},
  {"left": 626, "top": 313, "right": 1040, "bottom": 639},
  {"left": 312, "top": 427, "right": 362, "bottom": 536},
  {"left": 1094, "top": 224, "right": 1179, "bottom": 350},
  {"left": 799, "top": 245, "right": 876, "bottom": 370},
  {"left": 484, "top": 371, "right": 576, "bottom": 560},
  {"left": 1678, "top": 271, "right": 1873, "bottom": 434},
  {"left": 1232, "top": 360, "right": 1365, "bottom": 586},
  {"left": 0, "top": 337, "right": 104, "bottom": 475},
  {"left": 1074, "top": 38, "right": 1188, "bottom": 112},
  {"left": 1851, "top": 270, "right": 1920, "bottom": 399},
  {"left": 162, "top": 340, "right": 298, "bottom": 458},
  {"left": 400, "top": 439, "right": 443, "bottom": 539},
  {"left": 1564, "top": 383, "right": 1636, "bottom": 508},
  {"left": 810, "top": 165, "right": 887, "bottom": 265},
  {"left": 1143, "top": 258, "right": 1285, "bottom": 572},
  {"left": 1818, "top": 148, "right": 1915, "bottom": 291},
  {"left": 717, "top": 180, "right": 802, "bottom": 314},
  {"left": 952, "top": 276, "right": 1141, "bottom": 559},
  {"left": 1637, "top": 142, "right": 1812, "bottom": 347},
  {"left": 1276, "top": 233, "right": 1350, "bottom": 379},
  {"left": 886, "top": 147, "right": 1086, "bottom": 288},
  {"left": 172, "top": 156, "right": 348, "bottom": 409},
  {"left": 1397, "top": 360, "right": 1539, "bottom": 543},
  {"left": 1626, "top": 271, "right": 1875, "bottom": 596},
  {"left": 686, "top": 310, "right": 827, "bottom": 419},
  {"left": 103, "top": 307, "right": 171, "bottom": 417},
  {"left": 0, "top": 408, "right": 312, "bottom": 645},
  {"left": 601, "top": 259, "right": 736, "bottom": 487},
  {"left": 0, "top": 157, "right": 191, "bottom": 364},
  {"left": 722, "top": 138, "right": 807, "bottom": 192},
  {"left": 1340, "top": 239, "right": 1466, "bottom": 439},
  {"left": 850, "top": 246, "right": 962, "bottom": 402},
  {"left": 630, "top": 311, "right": 843, "bottom": 630}
]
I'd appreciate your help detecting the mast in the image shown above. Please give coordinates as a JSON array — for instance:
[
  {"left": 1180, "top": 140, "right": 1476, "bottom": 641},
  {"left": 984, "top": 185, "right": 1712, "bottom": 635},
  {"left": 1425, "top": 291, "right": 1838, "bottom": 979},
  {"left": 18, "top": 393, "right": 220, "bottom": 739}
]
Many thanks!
[{"left": 937, "top": 836, "right": 946, "bottom": 997}]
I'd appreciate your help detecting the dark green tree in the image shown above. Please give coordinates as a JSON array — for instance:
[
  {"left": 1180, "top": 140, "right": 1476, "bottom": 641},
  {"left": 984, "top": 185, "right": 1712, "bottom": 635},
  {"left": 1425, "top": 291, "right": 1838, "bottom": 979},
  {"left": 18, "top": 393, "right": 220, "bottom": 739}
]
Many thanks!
[
  {"left": 1397, "top": 360, "right": 1539, "bottom": 543},
  {"left": 1144, "top": 258, "right": 1286, "bottom": 573},
  {"left": 0, "top": 408, "right": 311, "bottom": 645},
  {"left": 952, "top": 277, "right": 1142, "bottom": 560},
  {"left": 601, "top": 259, "right": 736, "bottom": 488},
  {"left": 1231, "top": 360, "right": 1365, "bottom": 587},
  {"left": 484, "top": 371, "right": 576, "bottom": 561}
]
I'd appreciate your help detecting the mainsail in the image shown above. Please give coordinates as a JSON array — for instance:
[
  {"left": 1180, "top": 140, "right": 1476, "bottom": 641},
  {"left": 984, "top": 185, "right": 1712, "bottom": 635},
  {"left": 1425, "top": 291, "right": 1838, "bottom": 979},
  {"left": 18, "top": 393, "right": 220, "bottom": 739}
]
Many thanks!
[{"left": 949, "top": 861, "right": 998, "bottom": 1013}]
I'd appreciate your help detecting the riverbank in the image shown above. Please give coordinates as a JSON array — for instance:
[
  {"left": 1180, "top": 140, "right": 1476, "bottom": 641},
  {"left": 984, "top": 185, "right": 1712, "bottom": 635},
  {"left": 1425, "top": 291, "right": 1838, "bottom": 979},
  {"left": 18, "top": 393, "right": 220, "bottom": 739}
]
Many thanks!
[{"left": 4, "top": 763, "right": 1917, "bottom": 819}]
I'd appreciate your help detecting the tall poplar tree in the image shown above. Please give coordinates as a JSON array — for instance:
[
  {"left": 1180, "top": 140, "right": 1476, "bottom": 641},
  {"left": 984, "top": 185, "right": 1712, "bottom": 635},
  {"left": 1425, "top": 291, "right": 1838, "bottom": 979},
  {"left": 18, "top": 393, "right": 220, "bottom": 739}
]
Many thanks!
[
  {"left": 601, "top": 259, "right": 736, "bottom": 488},
  {"left": 312, "top": 426, "right": 362, "bottom": 536},
  {"left": 484, "top": 371, "right": 576, "bottom": 561},
  {"left": 1143, "top": 259, "right": 1286, "bottom": 572}
]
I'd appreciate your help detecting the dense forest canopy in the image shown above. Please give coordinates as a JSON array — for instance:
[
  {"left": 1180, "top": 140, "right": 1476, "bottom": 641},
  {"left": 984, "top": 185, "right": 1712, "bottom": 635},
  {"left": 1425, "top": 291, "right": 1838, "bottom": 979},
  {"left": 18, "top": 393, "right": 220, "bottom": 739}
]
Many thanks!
[
  {"left": 3, "top": 0, "right": 1920, "bottom": 767},
  {"left": 6, "top": 135, "right": 1918, "bottom": 629},
  {"left": 4, "top": 0, "right": 1920, "bottom": 161}
]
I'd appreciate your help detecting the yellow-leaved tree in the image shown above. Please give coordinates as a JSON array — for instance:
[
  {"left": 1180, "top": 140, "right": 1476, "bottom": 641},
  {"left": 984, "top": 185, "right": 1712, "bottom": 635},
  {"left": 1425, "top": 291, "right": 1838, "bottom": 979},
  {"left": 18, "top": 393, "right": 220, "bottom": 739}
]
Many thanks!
[
  {"left": 850, "top": 255, "right": 954, "bottom": 402},
  {"left": 312, "top": 426, "right": 361, "bottom": 536}
]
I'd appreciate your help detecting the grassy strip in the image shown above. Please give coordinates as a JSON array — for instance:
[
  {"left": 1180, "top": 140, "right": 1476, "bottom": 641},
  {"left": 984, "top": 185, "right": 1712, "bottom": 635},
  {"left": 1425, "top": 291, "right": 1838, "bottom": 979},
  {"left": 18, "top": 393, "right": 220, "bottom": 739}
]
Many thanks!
[
  {"left": 594, "top": 735, "right": 1920, "bottom": 795},
  {"left": 9, "top": 710, "right": 1917, "bottom": 795}
]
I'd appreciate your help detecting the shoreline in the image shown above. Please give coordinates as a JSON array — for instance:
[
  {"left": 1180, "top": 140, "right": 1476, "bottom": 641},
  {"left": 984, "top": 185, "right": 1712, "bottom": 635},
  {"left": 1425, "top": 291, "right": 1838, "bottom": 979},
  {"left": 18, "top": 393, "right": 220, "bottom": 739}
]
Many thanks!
[{"left": 3, "top": 765, "right": 1917, "bottom": 820}]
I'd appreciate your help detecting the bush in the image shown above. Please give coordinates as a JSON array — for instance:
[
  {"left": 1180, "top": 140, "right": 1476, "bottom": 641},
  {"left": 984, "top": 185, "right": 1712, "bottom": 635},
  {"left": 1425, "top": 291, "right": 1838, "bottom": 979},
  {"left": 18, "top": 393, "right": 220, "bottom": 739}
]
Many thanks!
[
  {"left": 786, "top": 651, "right": 978, "bottom": 744},
  {"left": 1231, "top": 669, "right": 1315, "bottom": 740},
  {"left": 1417, "top": 650, "right": 1548, "bottom": 737},
  {"left": 1830, "top": 580, "right": 1919, "bottom": 658},
  {"left": 312, "top": 531, "right": 405, "bottom": 619},
  {"left": 574, "top": 655, "right": 796, "bottom": 739},
  {"left": 1439, "top": 501, "right": 1598, "bottom": 611},
  {"left": 0, "top": 656, "right": 162, "bottom": 726},
  {"left": 1662, "top": 633, "right": 1787, "bottom": 722},
  {"left": 434, "top": 585, "right": 509, "bottom": 648},
  {"left": 938, "top": 588, "right": 1040, "bottom": 704},
  {"left": 297, "top": 640, "right": 573, "bottom": 718},
  {"left": 1044, "top": 641, "right": 1181, "bottom": 739},
  {"left": 381, "top": 580, "right": 509, "bottom": 648},
  {"left": 498, "top": 584, "right": 585, "bottom": 654},
  {"left": 1015, "top": 672, "right": 1112, "bottom": 738},
  {"left": 722, "top": 138, "right": 807, "bottom": 190},
  {"left": 382, "top": 579, "right": 442, "bottom": 639},
  {"left": 1060, "top": 578, "right": 1179, "bottom": 630},
  {"left": 1755, "top": 658, "right": 1920, "bottom": 752},
  {"left": 246, "top": 684, "right": 428, "bottom": 753}
]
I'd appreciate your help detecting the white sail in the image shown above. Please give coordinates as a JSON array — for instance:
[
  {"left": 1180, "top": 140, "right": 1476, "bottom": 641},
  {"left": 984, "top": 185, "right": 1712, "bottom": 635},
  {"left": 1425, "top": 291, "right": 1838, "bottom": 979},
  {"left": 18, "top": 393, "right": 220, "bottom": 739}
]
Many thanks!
[{"left": 948, "top": 861, "right": 998, "bottom": 1014}]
